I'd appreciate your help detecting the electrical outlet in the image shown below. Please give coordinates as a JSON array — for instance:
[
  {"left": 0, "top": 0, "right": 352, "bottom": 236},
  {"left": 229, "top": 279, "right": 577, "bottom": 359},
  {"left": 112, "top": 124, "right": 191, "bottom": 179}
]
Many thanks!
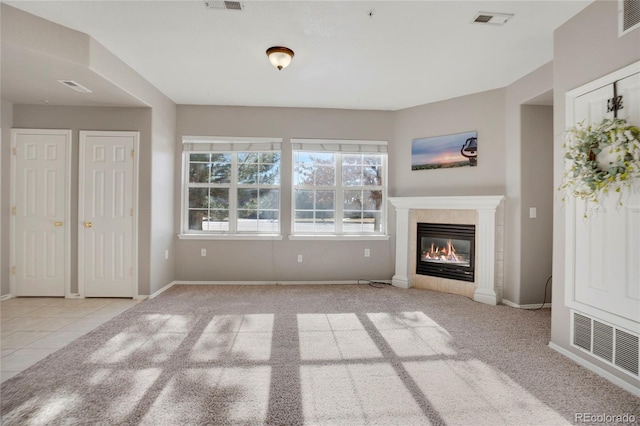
[
  {"left": 364, "top": 248, "right": 370, "bottom": 257},
  {"left": 165, "top": 249, "right": 169, "bottom": 260},
  {"left": 201, "top": 248, "right": 207, "bottom": 257},
  {"left": 529, "top": 207, "right": 537, "bottom": 219},
  {"left": 297, "top": 254, "right": 303, "bottom": 263}
]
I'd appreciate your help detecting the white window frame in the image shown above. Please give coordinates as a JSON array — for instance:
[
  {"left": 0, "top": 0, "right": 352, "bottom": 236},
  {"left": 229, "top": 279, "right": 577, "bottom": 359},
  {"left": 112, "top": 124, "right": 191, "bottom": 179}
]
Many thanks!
[
  {"left": 179, "top": 136, "right": 283, "bottom": 240},
  {"left": 290, "top": 139, "right": 389, "bottom": 240}
]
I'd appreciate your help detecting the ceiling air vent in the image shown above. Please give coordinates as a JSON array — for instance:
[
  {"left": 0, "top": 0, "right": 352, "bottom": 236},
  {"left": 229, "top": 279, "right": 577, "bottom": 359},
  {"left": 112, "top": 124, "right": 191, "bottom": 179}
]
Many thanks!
[
  {"left": 57, "top": 80, "right": 92, "bottom": 94},
  {"left": 619, "top": 0, "right": 640, "bottom": 36},
  {"left": 204, "top": 1, "right": 244, "bottom": 11},
  {"left": 472, "top": 12, "right": 513, "bottom": 26}
]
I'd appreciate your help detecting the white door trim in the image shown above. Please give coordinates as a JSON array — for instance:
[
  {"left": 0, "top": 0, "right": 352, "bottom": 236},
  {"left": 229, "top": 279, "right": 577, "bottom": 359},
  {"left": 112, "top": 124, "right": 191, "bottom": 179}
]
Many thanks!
[
  {"left": 78, "top": 130, "right": 139, "bottom": 298},
  {"left": 10, "top": 129, "right": 72, "bottom": 297}
]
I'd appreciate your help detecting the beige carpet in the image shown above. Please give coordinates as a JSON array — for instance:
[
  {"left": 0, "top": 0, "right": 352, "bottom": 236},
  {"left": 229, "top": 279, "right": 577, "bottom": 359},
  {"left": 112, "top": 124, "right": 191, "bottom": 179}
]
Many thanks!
[{"left": 1, "top": 284, "right": 639, "bottom": 425}]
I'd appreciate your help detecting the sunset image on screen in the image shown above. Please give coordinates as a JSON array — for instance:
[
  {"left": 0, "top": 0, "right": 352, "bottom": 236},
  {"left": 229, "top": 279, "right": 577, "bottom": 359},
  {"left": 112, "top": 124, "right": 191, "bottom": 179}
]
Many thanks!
[{"left": 411, "top": 131, "right": 477, "bottom": 170}]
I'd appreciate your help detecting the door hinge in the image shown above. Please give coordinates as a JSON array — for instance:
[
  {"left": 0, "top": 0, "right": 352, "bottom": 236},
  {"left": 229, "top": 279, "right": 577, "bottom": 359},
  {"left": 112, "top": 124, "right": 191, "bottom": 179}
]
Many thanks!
[
  {"left": 130, "top": 208, "right": 134, "bottom": 217},
  {"left": 131, "top": 149, "right": 135, "bottom": 158},
  {"left": 11, "top": 266, "right": 16, "bottom": 275},
  {"left": 12, "top": 147, "right": 17, "bottom": 156},
  {"left": 130, "top": 267, "right": 133, "bottom": 276},
  {"left": 12, "top": 206, "right": 16, "bottom": 215}
]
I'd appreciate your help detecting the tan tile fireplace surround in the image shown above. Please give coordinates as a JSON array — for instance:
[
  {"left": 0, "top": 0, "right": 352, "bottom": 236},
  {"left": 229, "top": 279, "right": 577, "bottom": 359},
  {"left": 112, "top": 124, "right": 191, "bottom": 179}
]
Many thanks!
[{"left": 388, "top": 196, "right": 505, "bottom": 305}]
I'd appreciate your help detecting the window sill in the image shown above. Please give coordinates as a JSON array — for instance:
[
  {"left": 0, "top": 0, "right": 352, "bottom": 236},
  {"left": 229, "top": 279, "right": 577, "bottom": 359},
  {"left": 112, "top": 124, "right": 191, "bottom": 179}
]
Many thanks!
[
  {"left": 178, "top": 234, "right": 283, "bottom": 241},
  {"left": 288, "top": 234, "right": 390, "bottom": 241}
]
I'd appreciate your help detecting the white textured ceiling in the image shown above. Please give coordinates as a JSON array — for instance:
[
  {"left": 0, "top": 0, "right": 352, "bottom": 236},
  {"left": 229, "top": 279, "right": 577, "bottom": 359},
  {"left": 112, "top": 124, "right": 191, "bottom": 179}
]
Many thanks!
[{"left": 4, "top": 1, "right": 591, "bottom": 110}]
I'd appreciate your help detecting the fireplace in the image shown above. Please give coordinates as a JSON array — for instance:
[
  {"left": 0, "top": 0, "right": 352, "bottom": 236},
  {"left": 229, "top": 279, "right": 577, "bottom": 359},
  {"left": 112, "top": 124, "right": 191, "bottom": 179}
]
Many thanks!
[
  {"left": 388, "top": 195, "right": 504, "bottom": 305},
  {"left": 417, "top": 223, "right": 475, "bottom": 282}
]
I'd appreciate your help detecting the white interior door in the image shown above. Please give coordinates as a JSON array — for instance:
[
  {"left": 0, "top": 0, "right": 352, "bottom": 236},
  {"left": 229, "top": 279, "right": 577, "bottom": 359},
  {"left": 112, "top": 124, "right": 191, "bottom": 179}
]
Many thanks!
[
  {"left": 79, "top": 131, "right": 138, "bottom": 298},
  {"left": 566, "top": 66, "right": 640, "bottom": 328},
  {"left": 11, "top": 129, "right": 71, "bottom": 297}
]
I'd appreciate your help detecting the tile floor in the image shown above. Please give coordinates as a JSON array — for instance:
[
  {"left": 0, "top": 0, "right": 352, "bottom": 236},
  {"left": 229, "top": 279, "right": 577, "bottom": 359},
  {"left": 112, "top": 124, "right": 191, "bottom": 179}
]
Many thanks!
[{"left": 1, "top": 297, "right": 140, "bottom": 383}]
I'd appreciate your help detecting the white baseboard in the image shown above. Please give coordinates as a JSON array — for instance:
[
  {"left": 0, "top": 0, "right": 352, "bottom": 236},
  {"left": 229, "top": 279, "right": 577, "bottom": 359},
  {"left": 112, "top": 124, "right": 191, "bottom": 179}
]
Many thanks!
[
  {"left": 502, "top": 299, "right": 552, "bottom": 309},
  {"left": 65, "top": 293, "right": 82, "bottom": 299},
  {"left": 548, "top": 342, "right": 640, "bottom": 397},
  {"left": 0, "top": 294, "right": 13, "bottom": 301},
  {"left": 172, "top": 280, "right": 389, "bottom": 286},
  {"left": 148, "top": 281, "right": 178, "bottom": 299}
]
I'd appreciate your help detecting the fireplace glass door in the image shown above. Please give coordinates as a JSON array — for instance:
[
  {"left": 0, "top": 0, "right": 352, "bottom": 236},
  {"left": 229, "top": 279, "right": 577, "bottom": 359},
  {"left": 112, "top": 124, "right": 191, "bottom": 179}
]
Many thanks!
[{"left": 417, "top": 223, "right": 475, "bottom": 282}]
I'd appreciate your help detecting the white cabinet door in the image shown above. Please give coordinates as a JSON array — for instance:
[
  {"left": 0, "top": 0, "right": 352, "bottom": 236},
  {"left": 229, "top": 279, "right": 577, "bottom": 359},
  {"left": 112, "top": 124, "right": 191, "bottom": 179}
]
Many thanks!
[
  {"left": 79, "top": 131, "right": 138, "bottom": 298},
  {"left": 616, "top": 72, "right": 640, "bottom": 124},
  {"left": 11, "top": 129, "right": 71, "bottom": 296},
  {"left": 566, "top": 67, "right": 640, "bottom": 329}
]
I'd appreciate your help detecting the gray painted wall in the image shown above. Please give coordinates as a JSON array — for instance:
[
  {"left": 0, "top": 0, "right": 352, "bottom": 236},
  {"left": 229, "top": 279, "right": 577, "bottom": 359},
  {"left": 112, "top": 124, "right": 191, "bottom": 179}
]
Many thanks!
[
  {"left": 174, "top": 105, "right": 395, "bottom": 282},
  {"left": 552, "top": 0, "right": 640, "bottom": 388},
  {"left": 504, "top": 62, "right": 554, "bottom": 305},
  {"left": 1, "top": 100, "right": 13, "bottom": 296},
  {"left": 390, "top": 88, "right": 507, "bottom": 197},
  {"left": 1, "top": 6, "right": 178, "bottom": 297},
  {"left": 520, "top": 105, "right": 553, "bottom": 304},
  {"left": 11, "top": 105, "right": 153, "bottom": 295},
  {"left": 87, "top": 38, "right": 178, "bottom": 295}
]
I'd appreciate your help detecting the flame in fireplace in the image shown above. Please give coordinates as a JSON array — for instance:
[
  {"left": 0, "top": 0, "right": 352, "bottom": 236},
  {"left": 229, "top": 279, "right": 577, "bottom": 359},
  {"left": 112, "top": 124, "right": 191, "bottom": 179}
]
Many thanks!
[{"left": 422, "top": 239, "right": 466, "bottom": 264}]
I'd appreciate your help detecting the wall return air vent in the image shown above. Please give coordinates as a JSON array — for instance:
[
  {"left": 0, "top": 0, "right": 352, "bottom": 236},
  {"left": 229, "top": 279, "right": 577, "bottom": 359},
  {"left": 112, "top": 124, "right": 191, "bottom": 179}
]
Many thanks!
[
  {"left": 619, "top": 0, "right": 640, "bottom": 36},
  {"left": 472, "top": 12, "right": 514, "bottom": 26},
  {"left": 204, "top": 1, "right": 243, "bottom": 11},
  {"left": 57, "top": 80, "right": 92, "bottom": 94},
  {"left": 572, "top": 311, "right": 640, "bottom": 378}
]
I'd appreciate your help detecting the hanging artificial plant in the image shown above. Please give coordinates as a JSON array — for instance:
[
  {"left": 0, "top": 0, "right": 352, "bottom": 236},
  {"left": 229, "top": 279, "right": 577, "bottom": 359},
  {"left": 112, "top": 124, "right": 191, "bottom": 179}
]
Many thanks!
[{"left": 560, "top": 118, "right": 640, "bottom": 212}]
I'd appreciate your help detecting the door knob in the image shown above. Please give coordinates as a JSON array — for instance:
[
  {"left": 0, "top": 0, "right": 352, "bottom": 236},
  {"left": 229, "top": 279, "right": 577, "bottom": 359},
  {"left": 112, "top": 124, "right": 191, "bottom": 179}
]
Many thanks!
[
  {"left": 54, "top": 221, "right": 63, "bottom": 227},
  {"left": 84, "top": 222, "right": 93, "bottom": 228}
]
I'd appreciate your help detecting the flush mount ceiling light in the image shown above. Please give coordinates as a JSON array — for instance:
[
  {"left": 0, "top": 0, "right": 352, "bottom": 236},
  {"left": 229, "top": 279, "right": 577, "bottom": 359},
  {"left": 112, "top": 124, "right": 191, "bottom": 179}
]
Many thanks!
[{"left": 266, "top": 46, "right": 294, "bottom": 70}]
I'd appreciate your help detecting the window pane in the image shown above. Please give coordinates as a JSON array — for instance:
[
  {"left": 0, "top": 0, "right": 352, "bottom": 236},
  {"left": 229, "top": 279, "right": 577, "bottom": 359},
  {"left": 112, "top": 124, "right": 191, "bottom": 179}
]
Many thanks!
[
  {"left": 342, "top": 154, "right": 361, "bottom": 165},
  {"left": 259, "top": 163, "right": 280, "bottom": 185},
  {"left": 188, "top": 210, "right": 208, "bottom": 230},
  {"left": 294, "top": 211, "right": 314, "bottom": 233},
  {"left": 238, "top": 152, "right": 260, "bottom": 163},
  {"left": 211, "top": 153, "right": 231, "bottom": 163},
  {"left": 344, "top": 190, "right": 362, "bottom": 211},
  {"left": 237, "top": 217, "right": 257, "bottom": 232},
  {"left": 238, "top": 189, "right": 258, "bottom": 210},
  {"left": 189, "top": 163, "right": 210, "bottom": 183},
  {"left": 314, "top": 165, "right": 335, "bottom": 186},
  {"left": 258, "top": 210, "right": 279, "bottom": 232},
  {"left": 342, "top": 165, "right": 362, "bottom": 186},
  {"left": 203, "top": 215, "right": 229, "bottom": 231},
  {"left": 343, "top": 211, "right": 364, "bottom": 233},
  {"left": 259, "top": 189, "right": 279, "bottom": 209},
  {"left": 190, "top": 153, "right": 210, "bottom": 162},
  {"left": 295, "top": 190, "right": 314, "bottom": 210},
  {"left": 363, "top": 190, "right": 382, "bottom": 210},
  {"left": 260, "top": 152, "right": 280, "bottom": 164},
  {"left": 293, "top": 165, "right": 311, "bottom": 186},
  {"left": 238, "top": 164, "right": 259, "bottom": 184},
  {"left": 315, "top": 191, "right": 335, "bottom": 210},
  {"left": 209, "top": 189, "right": 229, "bottom": 209},
  {"left": 189, "top": 188, "right": 209, "bottom": 208},
  {"left": 314, "top": 211, "right": 335, "bottom": 233},
  {"left": 363, "top": 154, "right": 382, "bottom": 166},
  {"left": 313, "top": 152, "right": 335, "bottom": 163},
  {"left": 363, "top": 165, "right": 382, "bottom": 186},
  {"left": 210, "top": 162, "right": 231, "bottom": 184}
]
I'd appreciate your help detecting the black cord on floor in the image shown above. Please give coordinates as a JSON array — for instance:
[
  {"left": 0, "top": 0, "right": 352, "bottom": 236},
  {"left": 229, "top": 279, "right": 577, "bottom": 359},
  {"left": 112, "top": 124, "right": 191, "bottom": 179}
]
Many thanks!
[
  {"left": 532, "top": 275, "right": 552, "bottom": 311},
  {"left": 358, "top": 279, "right": 392, "bottom": 289}
]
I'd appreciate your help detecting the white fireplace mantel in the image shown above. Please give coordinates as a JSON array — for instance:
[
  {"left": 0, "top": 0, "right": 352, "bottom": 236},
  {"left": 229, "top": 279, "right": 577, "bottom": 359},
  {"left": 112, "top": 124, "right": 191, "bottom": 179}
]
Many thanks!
[{"left": 388, "top": 195, "right": 505, "bottom": 305}]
